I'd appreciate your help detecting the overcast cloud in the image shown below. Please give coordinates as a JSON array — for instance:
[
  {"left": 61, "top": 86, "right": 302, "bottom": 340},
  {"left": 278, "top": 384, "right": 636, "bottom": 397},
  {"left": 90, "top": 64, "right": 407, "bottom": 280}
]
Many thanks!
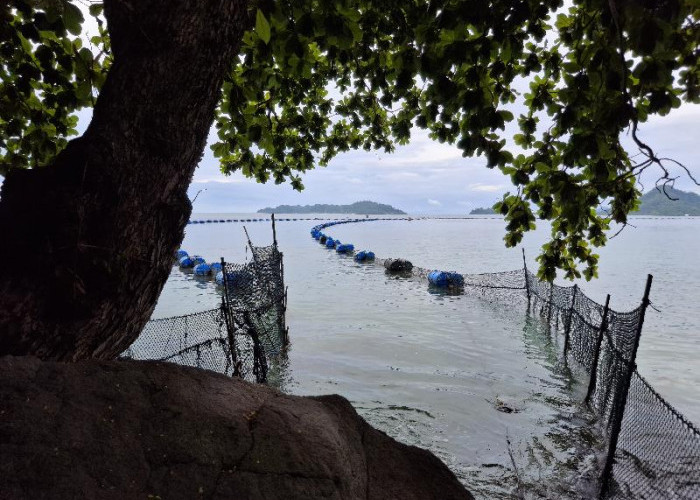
[{"left": 187, "top": 103, "right": 699, "bottom": 214}]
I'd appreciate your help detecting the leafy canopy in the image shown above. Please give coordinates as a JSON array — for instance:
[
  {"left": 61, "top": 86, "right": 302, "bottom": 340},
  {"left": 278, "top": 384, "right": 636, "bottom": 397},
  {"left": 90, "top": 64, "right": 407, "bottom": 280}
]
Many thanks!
[{"left": 2, "top": 0, "right": 698, "bottom": 280}]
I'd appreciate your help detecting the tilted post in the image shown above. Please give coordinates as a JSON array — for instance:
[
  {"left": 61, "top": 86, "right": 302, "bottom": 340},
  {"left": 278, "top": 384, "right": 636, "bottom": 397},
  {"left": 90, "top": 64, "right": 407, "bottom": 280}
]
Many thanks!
[
  {"left": 585, "top": 294, "right": 611, "bottom": 405},
  {"left": 219, "top": 257, "right": 239, "bottom": 377},
  {"left": 563, "top": 285, "right": 578, "bottom": 359},
  {"left": 599, "top": 275, "right": 653, "bottom": 499},
  {"left": 522, "top": 248, "right": 531, "bottom": 308},
  {"left": 271, "top": 213, "right": 278, "bottom": 247}
]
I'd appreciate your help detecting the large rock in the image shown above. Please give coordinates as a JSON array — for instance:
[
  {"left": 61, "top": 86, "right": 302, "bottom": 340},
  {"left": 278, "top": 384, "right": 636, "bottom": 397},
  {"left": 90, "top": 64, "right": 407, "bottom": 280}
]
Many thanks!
[{"left": 0, "top": 356, "right": 473, "bottom": 499}]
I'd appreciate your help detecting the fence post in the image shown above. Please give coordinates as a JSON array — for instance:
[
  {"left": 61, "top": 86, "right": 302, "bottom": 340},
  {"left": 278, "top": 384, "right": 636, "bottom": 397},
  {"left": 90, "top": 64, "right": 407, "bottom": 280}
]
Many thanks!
[
  {"left": 585, "top": 294, "right": 611, "bottom": 405},
  {"left": 522, "top": 248, "right": 531, "bottom": 308},
  {"left": 599, "top": 274, "right": 653, "bottom": 499},
  {"left": 220, "top": 258, "right": 239, "bottom": 377},
  {"left": 271, "top": 213, "right": 277, "bottom": 246},
  {"left": 563, "top": 285, "right": 578, "bottom": 359}
]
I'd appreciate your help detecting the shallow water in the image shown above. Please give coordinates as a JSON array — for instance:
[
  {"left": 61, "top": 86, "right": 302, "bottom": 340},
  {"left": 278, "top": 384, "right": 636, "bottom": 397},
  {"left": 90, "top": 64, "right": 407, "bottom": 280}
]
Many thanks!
[{"left": 153, "top": 214, "right": 699, "bottom": 498}]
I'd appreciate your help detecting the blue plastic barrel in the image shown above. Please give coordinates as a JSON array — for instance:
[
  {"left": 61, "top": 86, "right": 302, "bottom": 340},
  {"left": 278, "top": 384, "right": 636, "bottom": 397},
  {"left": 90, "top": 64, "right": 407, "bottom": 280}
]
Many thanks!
[
  {"left": 355, "top": 250, "right": 375, "bottom": 262},
  {"left": 179, "top": 256, "right": 194, "bottom": 268},
  {"left": 428, "top": 271, "right": 464, "bottom": 288},
  {"left": 194, "top": 263, "right": 211, "bottom": 276}
]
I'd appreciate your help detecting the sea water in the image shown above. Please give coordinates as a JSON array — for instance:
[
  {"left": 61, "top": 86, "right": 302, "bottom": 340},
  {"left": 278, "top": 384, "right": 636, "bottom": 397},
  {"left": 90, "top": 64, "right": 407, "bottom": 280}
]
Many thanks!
[{"left": 153, "top": 215, "right": 700, "bottom": 498}]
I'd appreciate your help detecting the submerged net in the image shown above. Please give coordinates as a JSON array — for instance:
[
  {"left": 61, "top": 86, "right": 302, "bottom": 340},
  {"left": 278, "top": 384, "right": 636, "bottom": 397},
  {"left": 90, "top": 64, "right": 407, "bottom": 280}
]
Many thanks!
[{"left": 123, "top": 244, "right": 287, "bottom": 384}]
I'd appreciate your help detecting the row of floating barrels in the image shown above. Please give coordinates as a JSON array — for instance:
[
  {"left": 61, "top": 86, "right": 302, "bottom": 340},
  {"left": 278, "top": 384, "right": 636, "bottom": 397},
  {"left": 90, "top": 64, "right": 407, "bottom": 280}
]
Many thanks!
[
  {"left": 176, "top": 249, "right": 253, "bottom": 289},
  {"left": 187, "top": 217, "right": 361, "bottom": 225},
  {"left": 188, "top": 219, "right": 268, "bottom": 224},
  {"left": 311, "top": 219, "right": 466, "bottom": 289},
  {"left": 311, "top": 220, "right": 375, "bottom": 262},
  {"left": 175, "top": 249, "right": 228, "bottom": 285}
]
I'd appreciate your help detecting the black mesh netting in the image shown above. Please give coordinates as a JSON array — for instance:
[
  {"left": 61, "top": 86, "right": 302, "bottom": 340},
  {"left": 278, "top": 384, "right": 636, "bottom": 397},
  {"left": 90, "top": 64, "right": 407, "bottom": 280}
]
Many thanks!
[
  {"left": 123, "top": 244, "right": 287, "bottom": 384},
  {"left": 122, "top": 308, "right": 236, "bottom": 375},
  {"left": 526, "top": 270, "right": 700, "bottom": 499},
  {"left": 220, "top": 244, "right": 287, "bottom": 383},
  {"left": 610, "top": 371, "right": 700, "bottom": 499}
]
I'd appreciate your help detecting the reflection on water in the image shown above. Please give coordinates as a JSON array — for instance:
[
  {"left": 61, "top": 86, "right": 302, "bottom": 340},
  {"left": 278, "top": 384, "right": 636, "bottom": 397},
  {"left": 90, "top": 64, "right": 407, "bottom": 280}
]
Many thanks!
[{"left": 151, "top": 215, "right": 698, "bottom": 498}]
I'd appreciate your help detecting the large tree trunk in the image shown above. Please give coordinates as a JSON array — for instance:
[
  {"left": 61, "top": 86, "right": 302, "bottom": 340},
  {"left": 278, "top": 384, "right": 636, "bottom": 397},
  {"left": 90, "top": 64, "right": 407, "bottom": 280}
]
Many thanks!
[{"left": 0, "top": 0, "right": 248, "bottom": 361}]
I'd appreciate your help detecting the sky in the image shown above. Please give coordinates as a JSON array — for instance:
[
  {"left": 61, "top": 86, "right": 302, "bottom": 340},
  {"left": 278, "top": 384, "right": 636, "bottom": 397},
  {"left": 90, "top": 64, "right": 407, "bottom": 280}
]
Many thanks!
[{"left": 184, "top": 102, "right": 700, "bottom": 214}]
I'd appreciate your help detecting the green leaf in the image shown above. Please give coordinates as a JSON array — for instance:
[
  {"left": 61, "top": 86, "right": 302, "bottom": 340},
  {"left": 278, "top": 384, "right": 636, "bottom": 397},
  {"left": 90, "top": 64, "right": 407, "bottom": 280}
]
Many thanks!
[
  {"left": 255, "top": 9, "right": 271, "bottom": 44},
  {"left": 63, "top": 3, "right": 84, "bottom": 36},
  {"left": 88, "top": 4, "right": 104, "bottom": 17}
]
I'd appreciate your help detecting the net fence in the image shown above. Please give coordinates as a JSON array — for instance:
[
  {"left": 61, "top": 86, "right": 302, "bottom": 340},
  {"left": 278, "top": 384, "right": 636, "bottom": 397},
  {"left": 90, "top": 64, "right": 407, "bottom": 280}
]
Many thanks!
[
  {"left": 525, "top": 270, "right": 700, "bottom": 499},
  {"left": 122, "top": 308, "right": 234, "bottom": 375},
  {"left": 123, "top": 244, "right": 287, "bottom": 384},
  {"left": 220, "top": 244, "right": 287, "bottom": 383}
]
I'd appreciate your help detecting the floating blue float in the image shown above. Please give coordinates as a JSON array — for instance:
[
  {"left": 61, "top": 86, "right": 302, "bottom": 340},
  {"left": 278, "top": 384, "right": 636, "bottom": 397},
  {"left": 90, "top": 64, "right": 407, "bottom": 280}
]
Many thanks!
[
  {"left": 194, "top": 263, "right": 211, "bottom": 276},
  {"left": 336, "top": 244, "right": 354, "bottom": 253},
  {"left": 179, "top": 256, "right": 194, "bottom": 268},
  {"left": 354, "top": 251, "right": 375, "bottom": 262},
  {"left": 428, "top": 271, "right": 465, "bottom": 288},
  {"left": 191, "top": 255, "right": 206, "bottom": 266},
  {"left": 176, "top": 249, "right": 188, "bottom": 259},
  {"left": 210, "top": 262, "right": 223, "bottom": 273}
]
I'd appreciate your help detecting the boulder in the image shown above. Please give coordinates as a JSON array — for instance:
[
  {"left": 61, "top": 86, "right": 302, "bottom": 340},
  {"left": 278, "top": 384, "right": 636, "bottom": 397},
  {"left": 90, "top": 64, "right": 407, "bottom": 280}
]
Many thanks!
[{"left": 0, "top": 356, "right": 473, "bottom": 500}]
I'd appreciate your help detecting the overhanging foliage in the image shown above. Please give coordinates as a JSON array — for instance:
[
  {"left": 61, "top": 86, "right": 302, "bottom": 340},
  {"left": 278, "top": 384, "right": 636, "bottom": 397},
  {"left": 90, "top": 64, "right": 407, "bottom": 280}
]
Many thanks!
[{"left": 2, "top": 0, "right": 698, "bottom": 280}]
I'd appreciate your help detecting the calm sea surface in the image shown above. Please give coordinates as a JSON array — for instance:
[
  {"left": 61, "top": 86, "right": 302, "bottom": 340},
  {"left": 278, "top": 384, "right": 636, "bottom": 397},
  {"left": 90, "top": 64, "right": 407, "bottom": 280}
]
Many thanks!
[{"left": 153, "top": 214, "right": 699, "bottom": 498}]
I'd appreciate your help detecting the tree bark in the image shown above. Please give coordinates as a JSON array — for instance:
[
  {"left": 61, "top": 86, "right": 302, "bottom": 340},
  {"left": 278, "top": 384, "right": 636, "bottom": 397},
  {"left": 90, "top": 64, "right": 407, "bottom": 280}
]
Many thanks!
[{"left": 0, "top": 0, "right": 248, "bottom": 361}]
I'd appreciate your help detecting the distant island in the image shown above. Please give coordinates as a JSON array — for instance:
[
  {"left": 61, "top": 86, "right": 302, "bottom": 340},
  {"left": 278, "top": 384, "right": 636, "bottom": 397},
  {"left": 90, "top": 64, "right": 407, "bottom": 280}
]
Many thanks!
[
  {"left": 258, "top": 200, "right": 406, "bottom": 215},
  {"left": 635, "top": 187, "right": 700, "bottom": 216},
  {"left": 469, "top": 206, "right": 496, "bottom": 215}
]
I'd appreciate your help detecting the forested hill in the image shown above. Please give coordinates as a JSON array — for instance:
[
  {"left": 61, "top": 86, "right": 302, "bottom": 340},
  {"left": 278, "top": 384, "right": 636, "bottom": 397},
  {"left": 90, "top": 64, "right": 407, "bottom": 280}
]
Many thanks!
[
  {"left": 470, "top": 207, "right": 496, "bottom": 214},
  {"left": 635, "top": 188, "right": 700, "bottom": 216},
  {"left": 257, "top": 201, "right": 406, "bottom": 215}
]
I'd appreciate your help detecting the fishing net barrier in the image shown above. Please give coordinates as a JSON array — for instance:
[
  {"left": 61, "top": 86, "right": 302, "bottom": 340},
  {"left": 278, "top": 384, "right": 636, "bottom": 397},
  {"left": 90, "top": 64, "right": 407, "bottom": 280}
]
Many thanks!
[
  {"left": 314, "top": 217, "right": 700, "bottom": 499},
  {"left": 123, "top": 224, "right": 288, "bottom": 384}
]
